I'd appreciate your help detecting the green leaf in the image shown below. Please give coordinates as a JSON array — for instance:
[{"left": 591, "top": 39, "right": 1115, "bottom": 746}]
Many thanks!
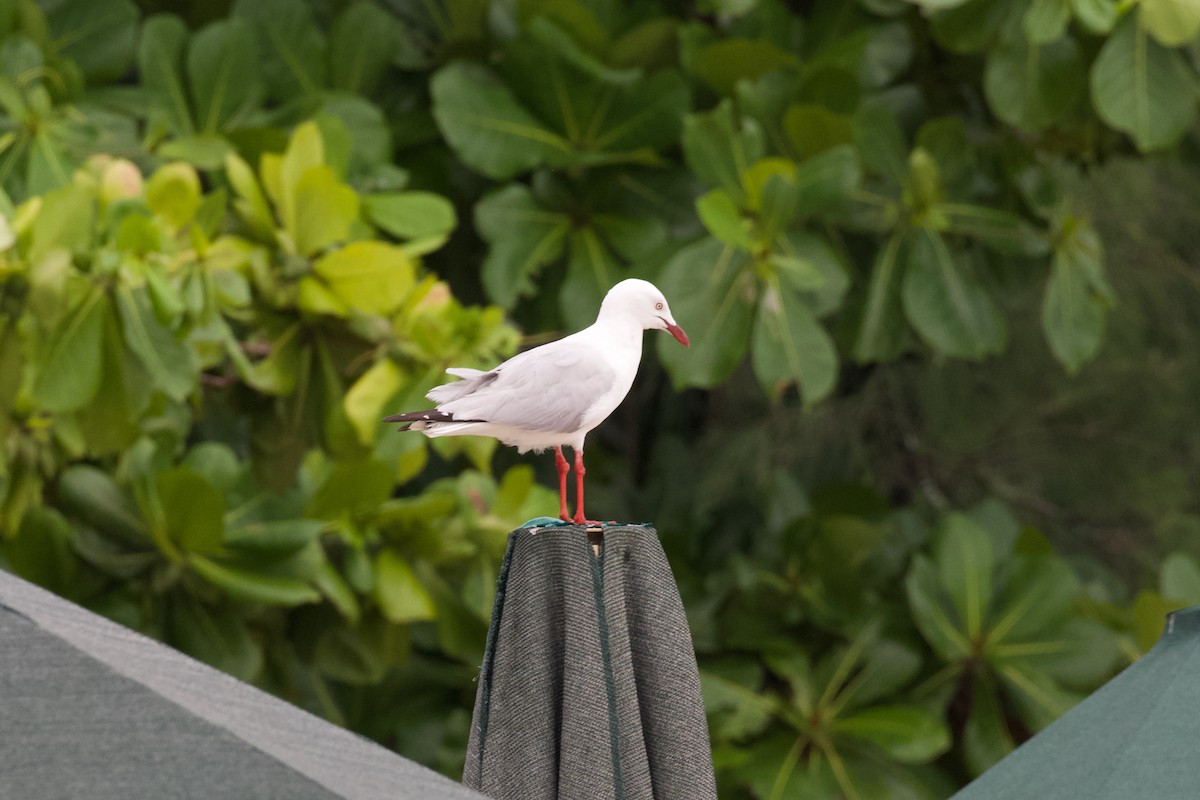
[
  {"left": 30, "top": 183, "right": 95, "bottom": 263},
  {"left": 936, "top": 513, "right": 995, "bottom": 639},
  {"left": 793, "top": 144, "right": 861, "bottom": 216},
  {"left": 145, "top": 162, "right": 201, "bottom": 229},
  {"left": 752, "top": 278, "right": 838, "bottom": 405},
  {"left": 784, "top": 104, "right": 854, "bottom": 160},
  {"left": 157, "top": 467, "right": 225, "bottom": 554},
  {"left": 307, "top": 459, "right": 395, "bottom": 519},
  {"left": 1089, "top": 11, "right": 1197, "bottom": 151},
  {"left": 116, "top": 286, "right": 196, "bottom": 401},
  {"left": 374, "top": 550, "right": 437, "bottom": 623},
  {"left": 689, "top": 38, "right": 799, "bottom": 95},
  {"left": 225, "top": 519, "right": 324, "bottom": 554},
  {"left": 139, "top": 14, "right": 193, "bottom": 135},
  {"left": 963, "top": 674, "right": 1015, "bottom": 776},
  {"left": 854, "top": 233, "right": 907, "bottom": 363},
  {"left": 42, "top": 0, "right": 139, "bottom": 84},
  {"left": 186, "top": 17, "right": 262, "bottom": 134},
  {"left": 56, "top": 465, "right": 147, "bottom": 546},
  {"left": 657, "top": 238, "right": 755, "bottom": 389},
  {"left": 475, "top": 184, "right": 569, "bottom": 307},
  {"left": 233, "top": 0, "right": 325, "bottom": 100},
  {"left": 293, "top": 166, "right": 359, "bottom": 256},
  {"left": 696, "top": 189, "right": 753, "bottom": 249},
  {"left": 431, "top": 61, "right": 566, "bottom": 180},
  {"left": 344, "top": 357, "right": 403, "bottom": 446},
  {"left": 33, "top": 287, "right": 106, "bottom": 413},
  {"left": 1070, "top": 0, "right": 1118, "bottom": 33},
  {"left": 363, "top": 192, "right": 457, "bottom": 242},
  {"left": 906, "top": 556, "right": 972, "bottom": 661},
  {"left": 525, "top": 16, "right": 639, "bottom": 85},
  {"left": 1140, "top": 0, "right": 1200, "bottom": 45},
  {"left": 314, "top": 560, "right": 360, "bottom": 621},
  {"left": 1131, "top": 590, "right": 1183, "bottom": 652},
  {"left": 223, "top": 152, "right": 272, "bottom": 235},
  {"left": 1023, "top": 0, "right": 1071, "bottom": 43},
  {"left": 1042, "top": 216, "right": 1110, "bottom": 370},
  {"left": 701, "top": 661, "right": 775, "bottom": 741},
  {"left": 1161, "top": 552, "right": 1200, "bottom": 604},
  {"left": 329, "top": 2, "right": 404, "bottom": 94},
  {"left": 190, "top": 554, "right": 321, "bottom": 606},
  {"left": 834, "top": 706, "right": 950, "bottom": 764},
  {"left": 5, "top": 507, "right": 76, "bottom": 593},
  {"left": 853, "top": 104, "right": 907, "bottom": 185},
  {"left": 984, "top": 20, "right": 1084, "bottom": 132},
  {"left": 311, "top": 241, "right": 413, "bottom": 315},
  {"left": 902, "top": 228, "right": 1005, "bottom": 359},
  {"left": 169, "top": 597, "right": 262, "bottom": 681},
  {"left": 944, "top": 204, "right": 1048, "bottom": 256},
  {"left": 682, "top": 100, "right": 765, "bottom": 205}
]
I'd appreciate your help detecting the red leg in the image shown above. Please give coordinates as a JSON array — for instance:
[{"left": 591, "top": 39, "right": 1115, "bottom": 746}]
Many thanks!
[
  {"left": 572, "top": 449, "right": 589, "bottom": 525},
  {"left": 554, "top": 446, "right": 571, "bottom": 521}
]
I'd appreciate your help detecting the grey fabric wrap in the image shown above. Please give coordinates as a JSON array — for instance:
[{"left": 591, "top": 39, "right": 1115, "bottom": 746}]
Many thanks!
[
  {"left": 463, "top": 525, "right": 717, "bottom": 800},
  {"left": 0, "top": 568, "right": 487, "bottom": 800}
]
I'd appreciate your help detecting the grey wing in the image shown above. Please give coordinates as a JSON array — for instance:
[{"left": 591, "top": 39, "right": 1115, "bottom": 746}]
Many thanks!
[{"left": 437, "top": 341, "right": 615, "bottom": 432}]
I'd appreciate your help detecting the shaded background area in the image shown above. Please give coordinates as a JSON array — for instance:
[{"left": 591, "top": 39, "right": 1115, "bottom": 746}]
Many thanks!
[{"left": 2, "top": 0, "right": 1200, "bottom": 797}]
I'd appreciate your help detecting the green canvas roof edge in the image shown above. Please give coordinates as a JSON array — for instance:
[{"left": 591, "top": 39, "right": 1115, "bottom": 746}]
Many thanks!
[
  {"left": 951, "top": 604, "right": 1200, "bottom": 799},
  {"left": 0, "top": 567, "right": 488, "bottom": 800}
]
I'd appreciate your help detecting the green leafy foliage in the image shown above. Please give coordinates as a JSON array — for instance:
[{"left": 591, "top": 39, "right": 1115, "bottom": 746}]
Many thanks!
[{"left": 0, "top": 0, "right": 1194, "bottom": 794}]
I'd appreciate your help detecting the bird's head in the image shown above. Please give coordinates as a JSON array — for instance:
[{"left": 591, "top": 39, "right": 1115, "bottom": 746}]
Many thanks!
[{"left": 600, "top": 278, "right": 689, "bottom": 347}]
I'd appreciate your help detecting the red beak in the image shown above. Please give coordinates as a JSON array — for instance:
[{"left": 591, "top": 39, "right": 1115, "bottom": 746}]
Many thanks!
[{"left": 666, "top": 322, "right": 690, "bottom": 348}]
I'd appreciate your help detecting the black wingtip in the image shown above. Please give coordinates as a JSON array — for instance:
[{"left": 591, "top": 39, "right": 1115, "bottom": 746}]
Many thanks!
[{"left": 383, "top": 410, "right": 458, "bottom": 426}]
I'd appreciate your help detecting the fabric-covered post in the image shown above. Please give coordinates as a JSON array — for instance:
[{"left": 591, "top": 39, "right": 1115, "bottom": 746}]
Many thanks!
[{"left": 463, "top": 523, "right": 717, "bottom": 800}]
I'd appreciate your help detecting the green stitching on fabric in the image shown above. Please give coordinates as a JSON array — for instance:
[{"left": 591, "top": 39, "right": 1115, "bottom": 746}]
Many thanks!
[
  {"left": 589, "top": 535, "right": 624, "bottom": 800},
  {"left": 475, "top": 529, "right": 518, "bottom": 776}
]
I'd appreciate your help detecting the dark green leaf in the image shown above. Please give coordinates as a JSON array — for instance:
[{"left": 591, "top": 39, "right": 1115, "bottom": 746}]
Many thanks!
[
  {"left": 158, "top": 467, "right": 225, "bottom": 554},
  {"left": 834, "top": 705, "right": 950, "bottom": 763},
  {"left": 657, "top": 238, "right": 755, "bottom": 389},
  {"left": 902, "top": 228, "right": 1005, "bottom": 359},
  {"left": 682, "top": 100, "right": 764, "bottom": 205},
  {"left": 42, "top": 0, "right": 138, "bottom": 84},
  {"left": 186, "top": 18, "right": 262, "bottom": 134},
  {"left": 116, "top": 286, "right": 197, "bottom": 401},
  {"left": 138, "top": 14, "right": 192, "bottom": 134},
  {"left": 853, "top": 233, "right": 907, "bottom": 363},
  {"left": 984, "top": 21, "right": 1084, "bottom": 132},
  {"left": 431, "top": 61, "right": 566, "bottom": 180},
  {"left": 475, "top": 184, "right": 569, "bottom": 307},
  {"left": 233, "top": 0, "right": 325, "bottom": 100},
  {"left": 329, "top": 2, "right": 404, "bottom": 94},
  {"left": 752, "top": 278, "right": 838, "bottom": 404},
  {"left": 1090, "top": 11, "right": 1197, "bottom": 151},
  {"left": 190, "top": 554, "right": 321, "bottom": 606}
]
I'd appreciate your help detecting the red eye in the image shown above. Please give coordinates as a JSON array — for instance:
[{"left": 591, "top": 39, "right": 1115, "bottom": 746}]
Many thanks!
[{"left": 655, "top": 302, "right": 663, "bottom": 310}]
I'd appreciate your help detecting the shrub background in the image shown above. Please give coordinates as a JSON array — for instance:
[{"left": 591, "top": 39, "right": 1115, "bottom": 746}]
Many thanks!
[{"left": 2, "top": 0, "right": 1200, "bottom": 797}]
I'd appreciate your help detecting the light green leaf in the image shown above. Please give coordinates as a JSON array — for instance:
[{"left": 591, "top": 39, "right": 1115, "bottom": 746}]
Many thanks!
[
  {"left": 314, "top": 561, "right": 361, "bottom": 622},
  {"left": 1140, "top": 0, "right": 1200, "bottom": 46},
  {"left": 431, "top": 61, "right": 567, "bottom": 180},
  {"left": 30, "top": 184, "right": 95, "bottom": 263},
  {"left": 187, "top": 17, "right": 262, "bottom": 134},
  {"left": 1090, "top": 11, "right": 1197, "bottom": 151},
  {"left": 374, "top": 550, "right": 437, "bottom": 623},
  {"left": 834, "top": 706, "right": 950, "bottom": 764},
  {"left": 1161, "top": 552, "right": 1200, "bottom": 604},
  {"left": 293, "top": 166, "right": 359, "bottom": 256},
  {"left": 902, "top": 228, "right": 1005, "bottom": 359},
  {"left": 1070, "top": 0, "right": 1118, "bottom": 33},
  {"left": 752, "top": 278, "right": 838, "bottom": 404},
  {"left": 344, "top": 358, "right": 404, "bottom": 446},
  {"left": 145, "top": 162, "right": 201, "bottom": 230},
  {"left": 1023, "top": 0, "right": 1071, "bottom": 43},
  {"left": 696, "top": 189, "right": 753, "bottom": 248},
  {"left": 312, "top": 241, "right": 413, "bottom": 315},
  {"left": 223, "top": 152, "right": 273, "bottom": 236},
  {"left": 190, "top": 555, "right": 321, "bottom": 606},
  {"left": 32, "top": 287, "right": 106, "bottom": 413}
]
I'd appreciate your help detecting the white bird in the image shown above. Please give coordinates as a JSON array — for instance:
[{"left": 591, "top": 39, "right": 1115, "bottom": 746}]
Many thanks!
[{"left": 384, "top": 279, "right": 689, "bottom": 524}]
